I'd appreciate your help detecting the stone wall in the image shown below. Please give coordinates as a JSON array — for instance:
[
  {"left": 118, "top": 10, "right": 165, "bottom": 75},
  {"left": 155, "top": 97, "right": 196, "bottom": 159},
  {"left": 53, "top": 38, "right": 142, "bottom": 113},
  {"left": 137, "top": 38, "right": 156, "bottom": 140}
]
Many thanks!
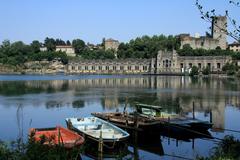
[
  {"left": 67, "top": 59, "right": 151, "bottom": 74},
  {"left": 180, "top": 36, "right": 219, "bottom": 50},
  {"left": 156, "top": 50, "right": 232, "bottom": 74},
  {"left": 66, "top": 50, "right": 232, "bottom": 74},
  {"left": 56, "top": 46, "right": 76, "bottom": 57},
  {"left": 179, "top": 16, "right": 227, "bottom": 50},
  {"left": 212, "top": 16, "right": 227, "bottom": 50},
  {"left": 104, "top": 39, "right": 120, "bottom": 51}
]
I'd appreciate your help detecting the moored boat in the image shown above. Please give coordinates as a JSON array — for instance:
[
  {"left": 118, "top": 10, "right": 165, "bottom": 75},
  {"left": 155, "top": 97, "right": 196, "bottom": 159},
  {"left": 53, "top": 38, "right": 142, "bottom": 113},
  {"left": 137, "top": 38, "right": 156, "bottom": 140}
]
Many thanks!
[
  {"left": 135, "top": 103, "right": 213, "bottom": 131},
  {"left": 66, "top": 117, "right": 130, "bottom": 149},
  {"left": 29, "top": 126, "right": 84, "bottom": 149},
  {"left": 91, "top": 112, "right": 162, "bottom": 136}
]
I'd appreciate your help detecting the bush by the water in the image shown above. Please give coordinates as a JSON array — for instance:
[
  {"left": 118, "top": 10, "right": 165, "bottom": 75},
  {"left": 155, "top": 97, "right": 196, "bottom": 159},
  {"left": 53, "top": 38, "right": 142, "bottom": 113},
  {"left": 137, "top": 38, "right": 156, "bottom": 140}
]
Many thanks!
[
  {"left": 0, "top": 133, "right": 82, "bottom": 160},
  {"left": 189, "top": 66, "right": 199, "bottom": 76},
  {"left": 197, "top": 135, "right": 240, "bottom": 160},
  {"left": 222, "top": 62, "right": 239, "bottom": 76},
  {"left": 202, "top": 66, "right": 210, "bottom": 75}
]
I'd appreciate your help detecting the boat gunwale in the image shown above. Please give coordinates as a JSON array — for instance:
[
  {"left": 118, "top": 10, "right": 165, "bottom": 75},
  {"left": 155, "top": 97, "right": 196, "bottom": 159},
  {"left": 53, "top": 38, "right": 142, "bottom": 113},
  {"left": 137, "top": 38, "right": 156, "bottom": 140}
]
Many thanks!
[
  {"left": 30, "top": 126, "right": 85, "bottom": 148},
  {"left": 66, "top": 117, "right": 130, "bottom": 142}
]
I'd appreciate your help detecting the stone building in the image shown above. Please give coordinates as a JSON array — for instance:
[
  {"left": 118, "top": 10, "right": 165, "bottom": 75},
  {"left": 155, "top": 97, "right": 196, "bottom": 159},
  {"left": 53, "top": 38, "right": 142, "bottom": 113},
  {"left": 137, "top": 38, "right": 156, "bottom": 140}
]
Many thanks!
[
  {"left": 66, "top": 50, "right": 232, "bottom": 74},
  {"left": 67, "top": 59, "right": 150, "bottom": 74},
  {"left": 179, "top": 16, "right": 227, "bottom": 50},
  {"left": 229, "top": 42, "right": 240, "bottom": 52},
  {"left": 40, "top": 47, "right": 47, "bottom": 52},
  {"left": 154, "top": 50, "right": 232, "bottom": 74},
  {"left": 56, "top": 45, "right": 76, "bottom": 57},
  {"left": 104, "top": 38, "right": 120, "bottom": 51}
]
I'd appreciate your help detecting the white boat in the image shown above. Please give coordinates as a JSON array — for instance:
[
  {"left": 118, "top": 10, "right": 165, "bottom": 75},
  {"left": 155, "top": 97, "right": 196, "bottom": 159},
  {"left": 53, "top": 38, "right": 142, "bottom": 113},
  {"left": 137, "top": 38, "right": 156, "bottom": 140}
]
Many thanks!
[{"left": 66, "top": 117, "right": 130, "bottom": 144}]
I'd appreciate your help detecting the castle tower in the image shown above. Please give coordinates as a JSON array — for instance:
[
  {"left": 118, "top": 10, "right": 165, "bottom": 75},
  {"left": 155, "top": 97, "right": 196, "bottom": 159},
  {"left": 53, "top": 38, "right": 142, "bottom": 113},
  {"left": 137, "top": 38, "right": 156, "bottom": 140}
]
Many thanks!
[{"left": 211, "top": 16, "right": 227, "bottom": 49}]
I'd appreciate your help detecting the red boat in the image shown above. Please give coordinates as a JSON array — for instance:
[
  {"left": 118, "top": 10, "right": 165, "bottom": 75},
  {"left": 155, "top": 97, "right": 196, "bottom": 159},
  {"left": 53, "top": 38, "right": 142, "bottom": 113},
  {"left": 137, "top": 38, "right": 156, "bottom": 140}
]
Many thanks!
[{"left": 30, "top": 126, "right": 84, "bottom": 149}]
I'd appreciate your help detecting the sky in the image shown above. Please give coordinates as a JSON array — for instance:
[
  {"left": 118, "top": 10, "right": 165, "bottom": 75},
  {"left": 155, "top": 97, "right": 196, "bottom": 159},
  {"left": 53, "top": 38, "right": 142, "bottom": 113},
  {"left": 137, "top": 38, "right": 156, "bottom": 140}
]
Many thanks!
[{"left": 0, "top": 0, "right": 239, "bottom": 44}]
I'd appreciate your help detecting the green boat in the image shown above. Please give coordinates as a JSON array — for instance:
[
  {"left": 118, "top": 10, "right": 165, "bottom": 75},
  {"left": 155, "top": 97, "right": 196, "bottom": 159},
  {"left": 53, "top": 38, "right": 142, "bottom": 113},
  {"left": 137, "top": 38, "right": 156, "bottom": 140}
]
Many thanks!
[{"left": 135, "top": 103, "right": 213, "bottom": 132}]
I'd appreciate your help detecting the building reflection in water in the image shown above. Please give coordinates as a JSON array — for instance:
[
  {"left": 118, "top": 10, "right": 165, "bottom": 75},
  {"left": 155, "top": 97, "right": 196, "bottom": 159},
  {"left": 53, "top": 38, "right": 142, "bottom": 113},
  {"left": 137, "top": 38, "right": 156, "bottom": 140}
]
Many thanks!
[{"left": 1, "top": 76, "right": 240, "bottom": 132}]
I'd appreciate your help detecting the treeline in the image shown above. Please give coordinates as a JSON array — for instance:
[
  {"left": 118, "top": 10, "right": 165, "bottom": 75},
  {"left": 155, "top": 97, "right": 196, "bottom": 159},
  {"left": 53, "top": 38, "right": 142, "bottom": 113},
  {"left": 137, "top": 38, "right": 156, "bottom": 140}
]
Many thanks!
[
  {"left": 1, "top": 36, "right": 240, "bottom": 66},
  {"left": 178, "top": 44, "right": 240, "bottom": 59},
  {"left": 0, "top": 40, "right": 68, "bottom": 66},
  {"left": 65, "top": 35, "right": 180, "bottom": 59},
  {"left": 117, "top": 35, "right": 180, "bottom": 58},
  {"left": 0, "top": 37, "right": 116, "bottom": 66}
]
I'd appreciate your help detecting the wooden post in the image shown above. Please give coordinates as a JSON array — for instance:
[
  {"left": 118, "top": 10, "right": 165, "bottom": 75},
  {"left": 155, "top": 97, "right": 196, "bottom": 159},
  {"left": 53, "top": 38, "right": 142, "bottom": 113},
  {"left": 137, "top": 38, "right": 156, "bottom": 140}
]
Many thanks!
[
  {"left": 58, "top": 127, "right": 61, "bottom": 146},
  {"left": 134, "top": 112, "right": 138, "bottom": 129},
  {"left": 168, "top": 116, "right": 170, "bottom": 145},
  {"left": 98, "top": 126, "right": 103, "bottom": 158},
  {"left": 192, "top": 138, "right": 195, "bottom": 149},
  {"left": 123, "top": 97, "right": 128, "bottom": 115},
  {"left": 210, "top": 110, "right": 212, "bottom": 123},
  {"left": 192, "top": 101, "right": 195, "bottom": 119}
]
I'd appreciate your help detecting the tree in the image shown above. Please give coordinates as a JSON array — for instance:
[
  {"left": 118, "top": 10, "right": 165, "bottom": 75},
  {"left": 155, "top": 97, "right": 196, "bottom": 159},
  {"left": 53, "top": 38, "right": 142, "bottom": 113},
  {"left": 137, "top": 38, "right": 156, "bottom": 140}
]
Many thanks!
[
  {"left": 66, "top": 40, "right": 71, "bottom": 46},
  {"left": 182, "top": 44, "right": 192, "bottom": 50},
  {"left": 31, "top": 40, "right": 41, "bottom": 53},
  {"left": 44, "top": 37, "right": 56, "bottom": 51},
  {"left": 190, "top": 66, "right": 199, "bottom": 76},
  {"left": 1, "top": 40, "right": 10, "bottom": 48},
  {"left": 222, "top": 62, "right": 238, "bottom": 75},
  {"left": 196, "top": 0, "right": 240, "bottom": 42},
  {"left": 72, "top": 39, "right": 85, "bottom": 54},
  {"left": 55, "top": 39, "right": 66, "bottom": 46},
  {"left": 0, "top": 41, "right": 31, "bottom": 65},
  {"left": 117, "top": 35, "right": 180, "bottom": 59},
  {"left": 202, "top": 66, "right": 211, "bottom": 75}
]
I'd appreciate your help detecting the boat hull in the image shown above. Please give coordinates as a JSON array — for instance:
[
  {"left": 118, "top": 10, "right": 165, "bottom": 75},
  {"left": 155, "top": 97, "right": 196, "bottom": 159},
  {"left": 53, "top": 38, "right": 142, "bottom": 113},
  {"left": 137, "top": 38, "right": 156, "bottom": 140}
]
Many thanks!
[
  {"left": 30, "top": 126, "right": 84, "bottom": 149},
  {"left": 66, "top": 117, "right": 130, "bottom": 150},
  {"left": 91, "top": 112, "right": 162, "bottom": 136}
]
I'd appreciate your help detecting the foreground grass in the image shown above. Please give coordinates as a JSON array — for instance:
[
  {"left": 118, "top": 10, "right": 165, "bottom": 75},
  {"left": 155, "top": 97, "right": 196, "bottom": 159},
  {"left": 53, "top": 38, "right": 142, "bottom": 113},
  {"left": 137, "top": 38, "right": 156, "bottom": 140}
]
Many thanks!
[
  {"left": 0, "top": 134, "right": 82, "bottom": 160},
  {"left": 197, "top": 135, "right": 240, "bottom": 160},
  {"left": 1, "top": 135, "right": 240, "bottom": 160}
]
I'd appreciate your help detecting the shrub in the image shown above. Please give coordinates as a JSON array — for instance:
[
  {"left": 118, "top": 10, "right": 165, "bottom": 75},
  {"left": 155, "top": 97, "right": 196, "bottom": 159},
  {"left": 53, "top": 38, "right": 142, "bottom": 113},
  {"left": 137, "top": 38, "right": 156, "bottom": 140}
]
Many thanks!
[
  {"left": 202, "top": 66, "right": 210, "bottom": 75},
  {"left": 227, "top": 70, "right": 235, "bottom": 76},
  {"left": 197, "top": 135, "right": 240, "bottom": 160},
  {"left": 189, "top": 66, "right": 199, "bottom": 76}
]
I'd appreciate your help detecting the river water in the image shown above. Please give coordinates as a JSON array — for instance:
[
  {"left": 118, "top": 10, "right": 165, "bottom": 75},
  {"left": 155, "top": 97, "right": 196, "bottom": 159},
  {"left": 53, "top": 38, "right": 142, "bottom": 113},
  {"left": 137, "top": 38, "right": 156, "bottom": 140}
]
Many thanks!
[{"left": 0, "top": 74, "right": 240, "bottom": 160}]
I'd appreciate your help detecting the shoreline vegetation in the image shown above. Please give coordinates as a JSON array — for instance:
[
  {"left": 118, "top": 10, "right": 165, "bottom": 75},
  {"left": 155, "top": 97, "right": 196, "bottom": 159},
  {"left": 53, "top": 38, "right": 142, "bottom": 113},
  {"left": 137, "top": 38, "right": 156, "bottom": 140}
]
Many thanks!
[
  {"left": 0, "top": 35, "right": 240, "bottom": 76},
  {"left": 0, "top": 135, "right": 239, "bottom": 160},
  {"left": 0, "top": 136, "right": 83, "bottom": 160}
]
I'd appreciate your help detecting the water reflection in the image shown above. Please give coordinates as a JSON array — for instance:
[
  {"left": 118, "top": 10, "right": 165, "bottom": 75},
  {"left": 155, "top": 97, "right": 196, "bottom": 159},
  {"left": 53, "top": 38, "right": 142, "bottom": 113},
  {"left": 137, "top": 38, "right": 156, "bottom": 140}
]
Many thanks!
[
  {"left": 0, "top": 75, "right": 240, "bottom": 159},
  {"left": 1, "top": 76, "right": 240, "bottom": 129}
]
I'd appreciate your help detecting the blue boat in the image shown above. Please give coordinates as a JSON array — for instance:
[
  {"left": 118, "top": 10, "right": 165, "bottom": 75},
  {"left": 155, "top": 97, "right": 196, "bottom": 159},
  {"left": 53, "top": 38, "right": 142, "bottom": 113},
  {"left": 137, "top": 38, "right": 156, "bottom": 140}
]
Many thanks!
[{"left": 66, "top": 117, "right": 129, "bottom": 149}]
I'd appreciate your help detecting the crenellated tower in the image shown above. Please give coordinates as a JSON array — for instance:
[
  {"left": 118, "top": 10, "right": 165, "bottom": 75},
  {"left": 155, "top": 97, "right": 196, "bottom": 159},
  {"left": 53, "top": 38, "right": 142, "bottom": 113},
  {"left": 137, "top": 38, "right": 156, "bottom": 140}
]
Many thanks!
[{"left": 211, "top": 16, "right": 227, "bottom": 49}]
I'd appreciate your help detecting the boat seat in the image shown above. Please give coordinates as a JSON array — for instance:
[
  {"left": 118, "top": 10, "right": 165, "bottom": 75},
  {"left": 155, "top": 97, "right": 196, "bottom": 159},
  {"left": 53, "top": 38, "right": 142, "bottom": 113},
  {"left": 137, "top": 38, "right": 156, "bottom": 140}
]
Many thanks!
[
  {"left": 75, "top": 122, "right": 102, "bottom": 127},
  {"left": 86, "top": 129, "right": 123, "bottom": 139},
  {"left": 76, "top": 123, "right": 103, "bottom": 131}
]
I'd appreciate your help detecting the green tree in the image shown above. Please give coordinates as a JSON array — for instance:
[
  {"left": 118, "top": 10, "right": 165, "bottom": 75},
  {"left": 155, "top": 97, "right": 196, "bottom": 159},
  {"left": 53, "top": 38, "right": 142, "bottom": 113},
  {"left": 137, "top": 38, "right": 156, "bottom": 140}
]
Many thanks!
[
  {"left": 117, "top": 35, "right": 180, "bottom": 59},
  {"left": 55, "top": 39, "right": 66, "bottom": 46},
  {"left": 66, "top": 40, "right": 71, "bottom": 46},
  {"left": 202, "top": 66, "right": 211, "bottom": 75},
  {"left": 72, "top": 39, "right": 85, "bottom": 55},
  {"left": 1, "top": 40, "right": 11, "bottom": 48},
  {"left": 222, "top": 62, "right": 238, "bottom": 75},
  {"left": 31, "top": 40, "right": 41, "bottom": 53},
  {"left": 190, "top": 66, "right": 199, "bottom": 76},
  {"left": 44, "top": 37, "right": 56, "bottom": 51}
]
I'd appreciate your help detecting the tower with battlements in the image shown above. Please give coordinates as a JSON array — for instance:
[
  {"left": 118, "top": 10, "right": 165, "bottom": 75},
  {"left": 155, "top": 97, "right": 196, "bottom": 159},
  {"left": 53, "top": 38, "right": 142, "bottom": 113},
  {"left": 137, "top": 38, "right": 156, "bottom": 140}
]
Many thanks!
[
  {"left": 179, "top": 15, "right": 227, "bottom": 50},
  {"left": 212, "top": 16, "right": 227, "bottom": 49}
]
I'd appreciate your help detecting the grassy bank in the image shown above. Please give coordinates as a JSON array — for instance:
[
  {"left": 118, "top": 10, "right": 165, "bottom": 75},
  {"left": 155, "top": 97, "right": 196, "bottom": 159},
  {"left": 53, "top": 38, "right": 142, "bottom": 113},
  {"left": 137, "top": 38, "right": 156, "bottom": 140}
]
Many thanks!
[{"left": 0, "top": 134, "right": 83, "bottom": 160}]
